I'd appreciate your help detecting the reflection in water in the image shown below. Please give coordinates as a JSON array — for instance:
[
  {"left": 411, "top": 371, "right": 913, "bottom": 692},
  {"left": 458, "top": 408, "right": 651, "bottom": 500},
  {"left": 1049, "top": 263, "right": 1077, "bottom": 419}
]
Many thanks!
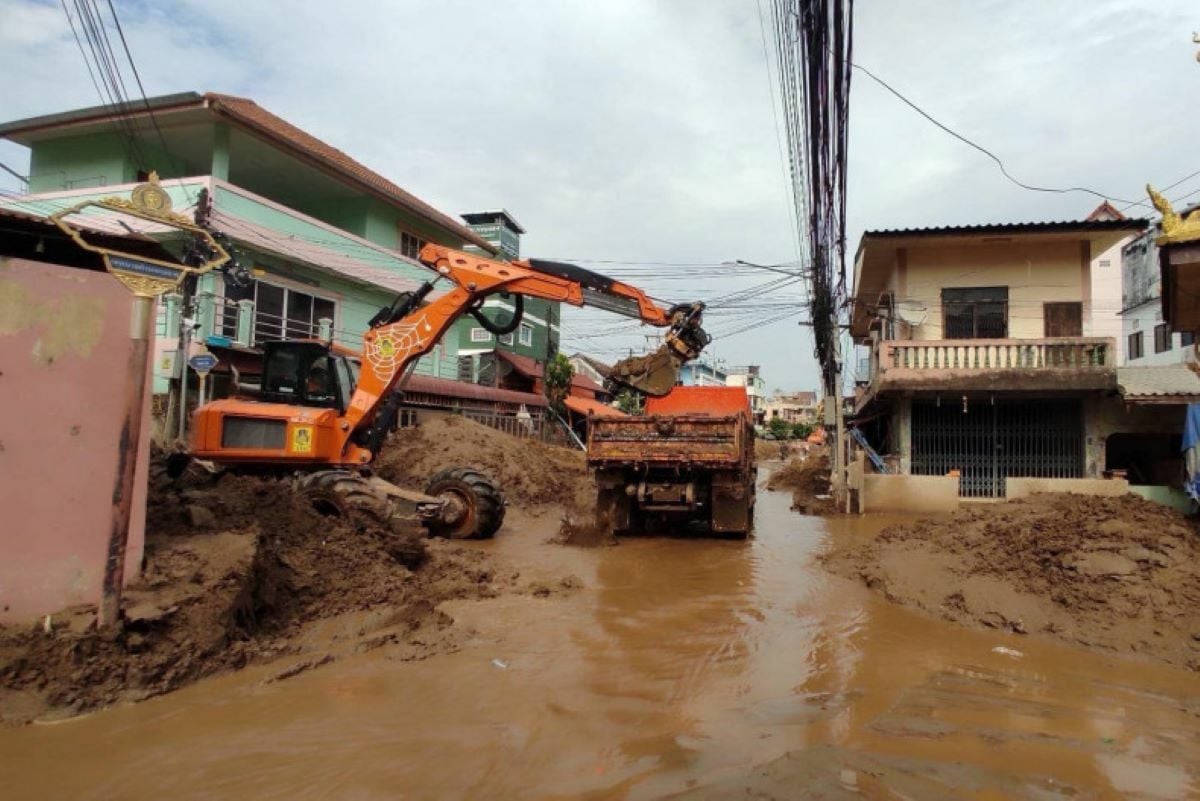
[{"left": 0, "top": 485, "right": 1196, "bottom": 800}]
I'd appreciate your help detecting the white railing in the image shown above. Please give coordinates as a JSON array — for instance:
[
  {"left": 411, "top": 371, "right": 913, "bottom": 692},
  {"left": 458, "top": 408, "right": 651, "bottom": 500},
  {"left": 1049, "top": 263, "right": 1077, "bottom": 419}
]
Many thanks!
[{"left": 879, "top": 338, "right": 1114, "bottom": 373}]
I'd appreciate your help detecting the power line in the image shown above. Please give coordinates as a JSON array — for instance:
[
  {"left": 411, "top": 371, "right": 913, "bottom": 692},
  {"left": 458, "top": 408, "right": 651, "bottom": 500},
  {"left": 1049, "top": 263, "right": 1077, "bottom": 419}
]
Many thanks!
[{"left": 851, "top": 58, "right": 1155, "bottom": 211}]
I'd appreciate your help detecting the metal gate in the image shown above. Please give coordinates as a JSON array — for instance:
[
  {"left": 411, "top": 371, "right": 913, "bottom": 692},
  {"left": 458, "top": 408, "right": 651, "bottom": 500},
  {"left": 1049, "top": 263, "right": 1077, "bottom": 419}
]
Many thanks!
[{"left": 911, "top": 399, "right": 1083, "bottom": 498}]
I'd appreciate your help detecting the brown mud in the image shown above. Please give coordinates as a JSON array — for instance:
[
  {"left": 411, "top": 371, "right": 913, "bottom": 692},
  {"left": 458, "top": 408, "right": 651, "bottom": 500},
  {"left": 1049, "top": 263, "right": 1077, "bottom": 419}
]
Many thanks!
[
  {"left": 823, "top": 492, "right": 1200, "bottom": 671},
  {"left": 0, "top": 463, "right": 509, "bottom": 725},
  {"left": 374, "top": 414, "right": 591, "bottom": 508},
  {"left": 768, "top": 450, "right": 836, "bottom": 515}
]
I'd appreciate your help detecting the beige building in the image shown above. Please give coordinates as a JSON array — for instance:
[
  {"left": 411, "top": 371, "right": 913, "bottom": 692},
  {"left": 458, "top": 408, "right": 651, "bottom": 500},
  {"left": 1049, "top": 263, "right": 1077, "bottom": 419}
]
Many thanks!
[
  {"left": 848, "top": 215, "right": 1196, "bottom": 511},
  {"left": 764, "top": 391, "right": 818, "bottom": 425}
]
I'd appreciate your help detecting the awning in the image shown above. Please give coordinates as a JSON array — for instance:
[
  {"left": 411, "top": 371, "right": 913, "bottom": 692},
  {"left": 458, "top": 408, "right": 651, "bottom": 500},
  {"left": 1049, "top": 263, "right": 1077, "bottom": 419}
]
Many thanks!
[{"left": 1117, "top": 365, "right": 1200, "bottom": 404}]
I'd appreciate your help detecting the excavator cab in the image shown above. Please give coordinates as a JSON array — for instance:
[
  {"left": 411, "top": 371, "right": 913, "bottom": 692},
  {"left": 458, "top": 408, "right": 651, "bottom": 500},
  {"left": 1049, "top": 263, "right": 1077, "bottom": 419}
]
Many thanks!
[{"left": 258, "top": 340, "right": 357, "bottom": 413}]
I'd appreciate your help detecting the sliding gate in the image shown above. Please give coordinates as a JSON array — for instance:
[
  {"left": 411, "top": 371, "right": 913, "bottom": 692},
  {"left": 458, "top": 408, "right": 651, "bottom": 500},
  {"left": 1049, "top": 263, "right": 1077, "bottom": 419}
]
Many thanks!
[{"left": 911, "top": 399, "right": 1083, "bottom": 498}]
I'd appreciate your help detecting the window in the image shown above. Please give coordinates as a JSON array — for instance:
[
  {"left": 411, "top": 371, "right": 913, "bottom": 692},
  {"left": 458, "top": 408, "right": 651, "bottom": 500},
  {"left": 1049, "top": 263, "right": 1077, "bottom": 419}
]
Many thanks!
[
  {"left": 518, "top": 322, "right": 534, "bottom": 347},
  {"left": 1043, "top": 302, "right": 1083, "bottom": 337},
  {"left": 498, "top": 333, "right": 514, "bottom": 345},
  {"left": 1182, "top": 331, "right": 1195, "bottom": 347},
  {"left": 400, "top": 231, "right": 426, "bottom": 260},
  {"left": 1154, "top": 323, "right": 1171, "bottom": 353},
  {"left": 471, "top": 327, "right": 492, "bottom": 343},
  {"left": 942, "top": 287, "right": 1008, "bottom": 338},
  {"left": 249, "top": 280, "right": 337, "bottom": 344},
  {"left": 1099, "top": 259, "right": 1111, "bottom": 269},
  {"left": 1128, "top": 331, "right": 1144, "bottom": 360}
]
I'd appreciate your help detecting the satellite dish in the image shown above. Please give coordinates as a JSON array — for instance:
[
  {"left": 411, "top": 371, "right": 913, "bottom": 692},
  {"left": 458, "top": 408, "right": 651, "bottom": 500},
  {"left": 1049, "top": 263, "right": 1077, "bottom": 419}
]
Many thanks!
[{"left": 896, "top": 300, "right": 928, "bottom": 327}]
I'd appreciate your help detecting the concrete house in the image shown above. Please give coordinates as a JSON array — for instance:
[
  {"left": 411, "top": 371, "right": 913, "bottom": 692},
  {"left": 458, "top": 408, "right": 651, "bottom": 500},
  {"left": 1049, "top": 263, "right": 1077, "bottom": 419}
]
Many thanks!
[
  {"left": 1121, "top": 222, "right": 1199, "bottom": 366},
  {"left": 847, "top": 215, "right": 1198, "bottom": 510},
  {"left": 0, "top": 92, "right": 551, "bottom": 419}
]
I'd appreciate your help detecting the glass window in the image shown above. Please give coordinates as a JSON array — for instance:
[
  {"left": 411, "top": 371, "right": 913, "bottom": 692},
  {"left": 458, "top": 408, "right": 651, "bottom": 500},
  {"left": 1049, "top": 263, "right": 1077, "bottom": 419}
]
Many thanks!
[
  {"left": 1182, "top": 331, "right": 1195, "bottom": 347},
  {"left": 1154, "top": 323, "right": 1171, "bottom": 354},
  {"left": 942, "top": 287, "right": 1008, "bottom": 339},
  {"left": 255, "top": 282, "right": 285, "bottom": 342},
  {"left": 519, "top": 322, "right": 534, "bottom": 346},
  {"left": 400, "top": 231, "right": 426, "bottom": 260},
  {"left": 1128, "top": 331, "right": 1144, "bottom": 360},
  {"left": 471, "top": 327, "right": 492, "bottom": 343},
  {"left": 498, "top": 333, "right": 514, "bottom": 345}
]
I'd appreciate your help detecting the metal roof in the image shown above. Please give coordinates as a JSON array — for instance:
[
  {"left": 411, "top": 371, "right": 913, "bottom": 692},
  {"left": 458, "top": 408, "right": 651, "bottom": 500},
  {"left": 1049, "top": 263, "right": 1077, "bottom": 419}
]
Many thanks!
[
  {"left": 862, "top": 218, "right": 1148, "bottom": 241},
  {"left": 1117, "top": 365, "right": 1200, "bottom": 403},
  {"left": 0, "top": 92, "right": 496, "bottom": 254}
]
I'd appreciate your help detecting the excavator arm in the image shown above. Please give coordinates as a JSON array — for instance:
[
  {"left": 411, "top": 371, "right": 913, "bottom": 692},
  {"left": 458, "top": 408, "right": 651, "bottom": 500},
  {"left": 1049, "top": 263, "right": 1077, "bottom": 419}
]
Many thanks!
[{"left": 343, "top": 245, "right": 709, "bottom": 442}]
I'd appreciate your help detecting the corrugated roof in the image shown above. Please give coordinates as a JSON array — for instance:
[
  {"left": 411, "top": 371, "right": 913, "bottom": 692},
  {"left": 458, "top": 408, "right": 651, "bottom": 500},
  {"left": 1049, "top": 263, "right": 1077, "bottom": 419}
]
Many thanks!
[
  {"left": 1117, "top": 365, "right": 1200, "bottom": 402},
  {"left": 403, "top": 374, "right": 547, "bottom": 407},
  {"left": 497, "top": 350, "right": 604, "bottom": 392},
  {"left": 208, "top": 207, "right": 424, "bottom": 295},
  {"left": 564, "top": 396, "right": 625, "bottom": 418},
  {"left": 0, "top": 92, "right": 495, "bottom": 254},
  {"left": 863, "top": 218, "right": 1147, "bottom": 240}
]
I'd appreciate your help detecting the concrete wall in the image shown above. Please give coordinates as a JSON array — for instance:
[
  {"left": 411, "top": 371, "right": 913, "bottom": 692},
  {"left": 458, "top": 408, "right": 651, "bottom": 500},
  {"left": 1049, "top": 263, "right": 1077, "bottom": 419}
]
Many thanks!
[
  {"left": 897, "top": 240, "right": 1087, "bottom": 341},
  {"left": 1122, "top": 297, "right": 1195, "bottom": 366},
  {"left": 0, "top": 257, "right": 151, "bottom": 622},
  {"left": 1006, "top": 477, "right": 1129, "bottom": 499},
  {"left": 1091, "top": 237, "right": 1130, "bottom": 362},
  {"left": 860, "top": 474, "right": 959, "bottom": 514},
  {"left": 1083, "top": 396, "right": 1186, "bottom": 478}
]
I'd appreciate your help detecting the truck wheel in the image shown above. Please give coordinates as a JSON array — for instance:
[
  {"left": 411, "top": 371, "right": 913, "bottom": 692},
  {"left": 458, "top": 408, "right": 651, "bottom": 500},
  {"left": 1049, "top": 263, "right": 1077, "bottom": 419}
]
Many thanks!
[{"left": 424, "top": 468, "right": 506, "bottom": 540}]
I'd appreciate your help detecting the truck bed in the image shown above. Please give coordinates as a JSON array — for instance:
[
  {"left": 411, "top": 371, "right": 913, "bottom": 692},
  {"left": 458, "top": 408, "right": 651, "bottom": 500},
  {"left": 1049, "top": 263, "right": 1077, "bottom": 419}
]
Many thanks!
[{"left": 587, "top": 414, "right": 748, "bottom": 468}]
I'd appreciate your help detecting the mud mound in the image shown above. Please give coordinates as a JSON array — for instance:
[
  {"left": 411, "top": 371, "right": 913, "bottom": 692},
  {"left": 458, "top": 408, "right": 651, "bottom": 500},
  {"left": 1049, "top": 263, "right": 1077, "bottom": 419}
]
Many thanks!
[
  {"left": 755, "top": 438, "right": 787, "bottom": 461},
  {"left": 823, "top": 493, "right": 1200, "bottom": 670},
  {"left": 769, "top": 451, "right": 836, "bottom": 515},
  {"left": 554, "top": 511, "right": 618, "bottom": 548},
  {"left": 376, "top": 414, "right": 590, "bottom": 509},
  {"left": 0, "top": 469, "right": 498, "bottom": 724}
]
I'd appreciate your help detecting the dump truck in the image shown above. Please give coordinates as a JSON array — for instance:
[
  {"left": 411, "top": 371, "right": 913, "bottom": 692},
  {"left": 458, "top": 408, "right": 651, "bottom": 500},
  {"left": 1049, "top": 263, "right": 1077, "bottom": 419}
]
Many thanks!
[{"left": 587, "top": 386, "right": 757, "bottom": 536}]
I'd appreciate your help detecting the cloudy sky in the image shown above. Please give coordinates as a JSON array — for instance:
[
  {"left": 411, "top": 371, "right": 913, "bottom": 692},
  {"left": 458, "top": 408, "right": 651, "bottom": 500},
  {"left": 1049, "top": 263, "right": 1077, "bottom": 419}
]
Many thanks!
[{"left": 2, "top": 0, "right": 1198, "bottom": 392}]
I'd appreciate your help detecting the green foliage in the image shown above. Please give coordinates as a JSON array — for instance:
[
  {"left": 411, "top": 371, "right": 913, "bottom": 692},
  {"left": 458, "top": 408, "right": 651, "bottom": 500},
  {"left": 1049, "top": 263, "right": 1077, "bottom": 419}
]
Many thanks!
[
  {"left": 767, "top": 416, "right": 792, "bottom": 439},
  {"left": 790, "top": 422, "right": 813, "bottom": 440},
  {"left": 544, "top": 353, "right": 574, "bottom": 414},
  {"left": 615, "top": 389, "right": 643, "bottom": 416}
]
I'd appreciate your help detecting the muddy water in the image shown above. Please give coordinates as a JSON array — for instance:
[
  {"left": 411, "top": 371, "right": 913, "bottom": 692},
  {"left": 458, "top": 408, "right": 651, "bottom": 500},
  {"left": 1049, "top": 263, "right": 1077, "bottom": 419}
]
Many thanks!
[{"left": 2, "top": 478, "right": 1198, "bottom": 800}]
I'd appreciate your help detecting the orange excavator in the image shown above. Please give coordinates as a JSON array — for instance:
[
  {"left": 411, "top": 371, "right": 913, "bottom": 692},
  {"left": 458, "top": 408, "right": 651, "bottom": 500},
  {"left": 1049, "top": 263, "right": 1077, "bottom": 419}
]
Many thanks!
[{"left": 181, "top": 244, "right": 709, "bottom": 539}]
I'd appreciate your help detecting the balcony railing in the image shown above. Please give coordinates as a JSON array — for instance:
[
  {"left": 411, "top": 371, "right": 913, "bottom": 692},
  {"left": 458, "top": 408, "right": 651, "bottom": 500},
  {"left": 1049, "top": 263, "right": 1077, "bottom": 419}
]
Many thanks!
[
  {"left": 881, "top": 337, "right": 1114, "bottom": 372},
  {"left": 855, "top": 337, "right": 1118, "bottom": 408}
]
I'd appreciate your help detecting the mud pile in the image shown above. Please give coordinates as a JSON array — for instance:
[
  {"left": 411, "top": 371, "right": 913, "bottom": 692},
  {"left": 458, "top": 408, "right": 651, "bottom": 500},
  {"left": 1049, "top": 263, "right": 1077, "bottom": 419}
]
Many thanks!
[
  {"left": 823, "top": 493, "right": 1200, "bottom": 670},
  {"left": 0, "top": 469, "right": 501, "bottom": 724},
  {"left": 376, "top": 414, "right": 590, "bottom": 509},
  {"left": 769, "top": 450, "right": 836, "bottom": 515}
]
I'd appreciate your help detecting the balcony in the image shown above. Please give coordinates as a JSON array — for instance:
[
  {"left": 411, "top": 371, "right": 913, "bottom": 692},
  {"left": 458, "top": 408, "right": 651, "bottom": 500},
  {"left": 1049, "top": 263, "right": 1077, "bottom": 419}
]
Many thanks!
[{"left": 860, "top": 337, "right": 1117, "bottom": 407}]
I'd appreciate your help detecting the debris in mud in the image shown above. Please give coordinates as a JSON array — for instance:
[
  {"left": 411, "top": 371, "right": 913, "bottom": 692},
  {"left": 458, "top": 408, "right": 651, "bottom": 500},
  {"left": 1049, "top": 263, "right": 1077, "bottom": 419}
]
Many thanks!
[
  {"left": 822, "top": 493, "right": 1200, "bottom": 671},
  {"left": 0, "top": 466, "right": 499, "bottom": 725},
  {"left": 375, "top": 414, "right": 591, "bottom": 509},
  {"left": 554, "top": 511, "right": 617, "bottom": 548},
  {"left": 769, "top": 450, "right": 836, "bottom": 515}
]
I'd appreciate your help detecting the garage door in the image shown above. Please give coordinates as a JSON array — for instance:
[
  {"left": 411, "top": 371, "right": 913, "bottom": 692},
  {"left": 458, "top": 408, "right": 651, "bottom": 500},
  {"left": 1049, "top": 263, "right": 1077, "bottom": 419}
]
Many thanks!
[{"left": 911, "top": 399, "right": 1083, "bottom": 498}]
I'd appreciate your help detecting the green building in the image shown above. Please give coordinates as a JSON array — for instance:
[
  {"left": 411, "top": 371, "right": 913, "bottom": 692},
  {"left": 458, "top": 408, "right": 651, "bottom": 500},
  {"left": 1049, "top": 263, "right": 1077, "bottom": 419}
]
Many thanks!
[{"left": 0, "top": 92, "right": 552, "bottom": 409}]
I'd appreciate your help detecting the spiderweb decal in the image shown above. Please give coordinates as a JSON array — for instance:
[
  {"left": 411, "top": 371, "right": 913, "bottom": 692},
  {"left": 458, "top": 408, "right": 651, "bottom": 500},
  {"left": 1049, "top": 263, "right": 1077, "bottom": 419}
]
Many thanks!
[{"left": 365, "top": 315, "right": 430, "bottom": 380}]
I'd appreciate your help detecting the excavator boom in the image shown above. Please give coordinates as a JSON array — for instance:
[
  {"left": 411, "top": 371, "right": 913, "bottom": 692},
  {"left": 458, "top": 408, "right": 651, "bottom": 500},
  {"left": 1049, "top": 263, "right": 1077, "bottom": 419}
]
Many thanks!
[{"left": 190, "top": 245, "right": 708, "bottom": 470}]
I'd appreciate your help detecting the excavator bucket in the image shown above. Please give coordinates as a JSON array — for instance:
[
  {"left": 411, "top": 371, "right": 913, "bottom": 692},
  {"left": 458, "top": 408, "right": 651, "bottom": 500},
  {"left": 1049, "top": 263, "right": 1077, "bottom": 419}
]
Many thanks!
[
  {"left": 608, "top": 348, "right": 684, "bottom": 397},
  {"left": 607, "top": 303, "right": 710, "bottom": 397}
]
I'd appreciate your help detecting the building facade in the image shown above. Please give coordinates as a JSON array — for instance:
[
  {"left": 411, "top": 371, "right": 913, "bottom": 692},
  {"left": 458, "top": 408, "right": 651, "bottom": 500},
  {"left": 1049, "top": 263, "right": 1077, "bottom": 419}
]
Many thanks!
[
  {"left": 847, "top": 216, "right": 1199, "bottom": 509},
  {"left": 724, "top": 366, "right": 766, "bottom": 424},
  {"left": 1121, "top": 227, "right": 1197, "bottom": 366},
  {"left": 678, "top": 359, "right": 729, "bottom": 387},
  {"left": 0, "top": 92, "right": 538, "bottom": 419}
]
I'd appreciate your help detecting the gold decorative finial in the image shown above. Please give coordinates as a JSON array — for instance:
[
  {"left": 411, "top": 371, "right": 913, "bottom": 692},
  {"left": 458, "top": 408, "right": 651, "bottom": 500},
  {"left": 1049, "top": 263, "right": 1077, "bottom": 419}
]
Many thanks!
[{"left": 1148, "top": 184, "right": 1200, "bottom": 245}]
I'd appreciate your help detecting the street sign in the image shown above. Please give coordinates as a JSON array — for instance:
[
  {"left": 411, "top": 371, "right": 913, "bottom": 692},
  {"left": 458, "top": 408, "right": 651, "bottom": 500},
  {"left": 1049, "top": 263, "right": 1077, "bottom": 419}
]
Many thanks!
[{"left": 188, "top": 352, "right": 218, "bottom": 375}]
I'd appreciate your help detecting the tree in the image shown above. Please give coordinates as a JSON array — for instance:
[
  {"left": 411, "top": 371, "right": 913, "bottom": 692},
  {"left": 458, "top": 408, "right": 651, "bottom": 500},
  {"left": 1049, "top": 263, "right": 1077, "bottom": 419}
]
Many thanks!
[
  {"left": 790, "top": 421, "right": 813, "bottom": 440},
  {"left": 544, "top": 353, "right": 574, "bottom": 414},
  {"left": 767, "top": 416, "right": 792, "bottom": 439},
  {"left": 615, "top": 389, "right": 642, "bottom": 415}
]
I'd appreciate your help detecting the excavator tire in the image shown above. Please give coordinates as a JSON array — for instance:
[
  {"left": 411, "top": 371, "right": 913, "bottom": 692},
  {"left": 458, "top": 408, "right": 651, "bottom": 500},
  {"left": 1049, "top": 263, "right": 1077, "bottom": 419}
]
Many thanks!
[
  {"left": 296, "top": 470, "right": 427, "bottom": 568},
  {"left": 423, "top": 468, "right": 506, "bottom": 540}
]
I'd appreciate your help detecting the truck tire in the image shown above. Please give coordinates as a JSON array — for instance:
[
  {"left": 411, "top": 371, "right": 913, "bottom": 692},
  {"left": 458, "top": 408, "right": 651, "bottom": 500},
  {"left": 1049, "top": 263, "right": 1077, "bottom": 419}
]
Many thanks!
[{"left": 424, "top": 468, "right": 506, "bottom": 540}]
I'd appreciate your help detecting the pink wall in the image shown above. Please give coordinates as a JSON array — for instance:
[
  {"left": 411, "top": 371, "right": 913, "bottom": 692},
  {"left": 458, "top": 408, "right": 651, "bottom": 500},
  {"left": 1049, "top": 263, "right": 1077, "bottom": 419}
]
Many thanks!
[{"left": 0, "top": 257, "right": 150, "bottom": 622}]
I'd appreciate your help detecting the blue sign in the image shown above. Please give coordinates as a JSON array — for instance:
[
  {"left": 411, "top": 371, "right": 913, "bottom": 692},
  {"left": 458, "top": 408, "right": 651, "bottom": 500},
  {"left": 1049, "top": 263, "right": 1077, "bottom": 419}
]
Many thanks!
[
  {"left": 188, "top": 353, "right": 219, "bottom": 374},
  {"left": 108, "top": 255, "right": 184, "bottom": 282}
]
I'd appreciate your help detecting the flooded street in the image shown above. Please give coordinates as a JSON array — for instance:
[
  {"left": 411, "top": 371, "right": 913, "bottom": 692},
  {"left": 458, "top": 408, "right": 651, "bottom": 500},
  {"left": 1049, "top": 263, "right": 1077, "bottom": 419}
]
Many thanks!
[{"left": 2, "top": 477, "right": 1198, "bottom": 800}]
